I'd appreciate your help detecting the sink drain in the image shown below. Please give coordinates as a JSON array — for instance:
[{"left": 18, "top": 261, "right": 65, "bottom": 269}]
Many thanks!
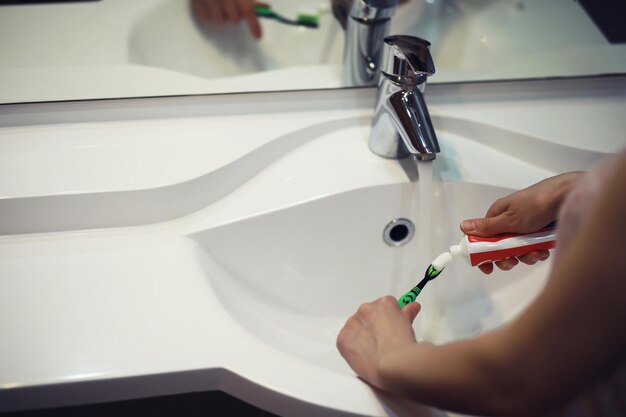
[{"left": 383, "top": 218, "right": 415, "bottom": 246}]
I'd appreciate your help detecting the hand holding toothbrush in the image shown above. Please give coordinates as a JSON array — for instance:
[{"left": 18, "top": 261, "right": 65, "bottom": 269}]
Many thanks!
[
  {"left": 337, "top": 296, "right": 422, "bottom": 388},
  {"left": 461, "top": 172, "right": 582, "bottom": 274},
  {"left": 191, "top": 0, "right": 263, "bottom": 39}
]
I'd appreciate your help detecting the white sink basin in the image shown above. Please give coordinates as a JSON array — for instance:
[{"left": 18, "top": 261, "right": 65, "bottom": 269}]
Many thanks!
[
  {"left": 190, "top": 179, "right": 550, "bottom": 374},
  {"left": 0, "top": 78, "right": 623, "bottom": 416}
]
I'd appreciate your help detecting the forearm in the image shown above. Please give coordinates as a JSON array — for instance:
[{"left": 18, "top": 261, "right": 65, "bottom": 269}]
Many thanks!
[
  {"left": 501, "top": 159, "right": 626, "bottom": 411},
  {"left": 377, "top": 335, "right": 516, "bottom": 415},
  {"left": 474, "top": 157, "right": 626, "bottom": 414},
  {"left": 372, "top": 165, "right": 623, "bottom": 416}
]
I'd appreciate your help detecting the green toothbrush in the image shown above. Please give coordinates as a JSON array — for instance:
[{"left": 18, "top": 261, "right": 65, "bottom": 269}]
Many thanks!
[
  {"left": 398, "top": 252, "right": 452, "bottom": 307},
  {"left": 255, "top": 4, "right": 319, "bottom": 28}
]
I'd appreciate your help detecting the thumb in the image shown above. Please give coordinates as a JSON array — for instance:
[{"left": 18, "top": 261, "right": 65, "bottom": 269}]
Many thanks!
[
  {"left": 245, "top": 13, "right": 262, "bottom": 39},
  {"left": 241, "top": 0, "right": 262, "bottom": 39},
  {"left": 460, "top": 213, "right": 514, "bottom": 237},
  {"left": 401, "top": 302, "right": 422, "bottom": 323}
]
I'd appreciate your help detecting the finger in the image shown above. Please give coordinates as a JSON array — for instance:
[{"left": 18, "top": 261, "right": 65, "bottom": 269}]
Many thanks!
[
  {"left": 518, "top": 250, "right": 550, "bottom": 265},
  {"left": 401, "top": 302, "right": 422, "bottom": 323},
  {"left": 222, "top": 0, "right": 241, "bottom": 22},
  {"left": 460, "top": 195, "right": 516, "bottom": 236},
  {"left": 484, "top": 197, "right": 511, "bottom": 219},
  {"left": 336, "top": 320, "right": 357, "bottom": 354},
  {"left": 205, "top": 0, "right": 225, "bottom": 24},
  {"left": 356, "top": 301, "right": 374, "bottom": 320},
  {"left": 460, "top": 212, "right": 516, "bottom": 237},
  {"left": 192, "top": 0, "right": 210, "bottom": 22},
  {"left": 239, "top": 0, "right": 262, "bottom": 39},
  {"left": 378, "top": 295, "right": 398, "bottom": 306},
  {"left": 495, "top": 258, "right": 519, "bottom": 271},
  {"left": 478, "top": 262, "right": 494, "bottom": 274}
]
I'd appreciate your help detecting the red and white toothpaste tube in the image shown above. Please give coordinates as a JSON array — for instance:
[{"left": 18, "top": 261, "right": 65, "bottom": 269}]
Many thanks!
[{"left": 449, "top": 228, "right": 557, "bottom": 267}]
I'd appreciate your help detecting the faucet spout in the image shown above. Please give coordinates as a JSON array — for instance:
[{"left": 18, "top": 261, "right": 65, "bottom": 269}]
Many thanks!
[
  {"left": 388, "top": 88, "right": 439, "bottom": 160},
  {"left": 369, "top": 35, "right": 440, "bottom": 160}
]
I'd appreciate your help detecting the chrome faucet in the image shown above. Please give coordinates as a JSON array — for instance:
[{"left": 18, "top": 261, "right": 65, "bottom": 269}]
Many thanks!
[
  {"left": 369, "top": 35, "right": 440, "bottom": 161},
  {"left": 342, "top": 0, "right": 398, "bottom": 87}
]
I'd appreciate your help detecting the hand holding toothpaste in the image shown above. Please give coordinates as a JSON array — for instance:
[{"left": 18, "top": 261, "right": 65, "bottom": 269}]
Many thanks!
[{"left": 460, "top": 172, "right": 583, "bottom": 274}]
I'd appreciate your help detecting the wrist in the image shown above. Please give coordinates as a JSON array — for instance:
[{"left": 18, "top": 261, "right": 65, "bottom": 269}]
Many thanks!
[
  {"left": 551, "top": 172, "right": 584, "bottom": 215},
  {"left": 536, "top": 172, "right": 583, "bottom": 223},
  {"left": 375, "top": 342, "right": 433, "bottom": 394}
]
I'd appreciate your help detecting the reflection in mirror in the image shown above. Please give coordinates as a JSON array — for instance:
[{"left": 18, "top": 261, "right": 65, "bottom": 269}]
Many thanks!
[
  {"left": 0, "top": 0, "right": 625, "bottom": 103},
  {"left": 341, "top": 0, "right": 398, "bottom": 87}
]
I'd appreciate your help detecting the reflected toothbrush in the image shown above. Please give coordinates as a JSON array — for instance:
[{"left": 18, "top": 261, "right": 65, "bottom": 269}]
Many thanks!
[{"left": 255, "top": 4, "right": 319, "bottom": 28}]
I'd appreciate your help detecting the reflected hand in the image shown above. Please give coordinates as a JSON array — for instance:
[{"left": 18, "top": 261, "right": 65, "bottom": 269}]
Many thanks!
[
  {"left": 191, "top": 0, "right": 262, "bottom": 40},
  {"left": 337, "top": 296, "right": 421, "bottom": 387},
  {"left": 460, "top": 172, "right": 582, "bottom": 274}
]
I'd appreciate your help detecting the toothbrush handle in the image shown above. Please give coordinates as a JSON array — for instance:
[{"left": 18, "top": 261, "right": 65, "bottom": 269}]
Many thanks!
[{"left": 398, "top": 286, "right": 421, "bottom": 307}]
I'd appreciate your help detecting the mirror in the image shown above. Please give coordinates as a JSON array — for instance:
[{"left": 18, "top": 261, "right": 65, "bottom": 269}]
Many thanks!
[{"left": 1, "top": 0, "right": 625, "bottom": 104}]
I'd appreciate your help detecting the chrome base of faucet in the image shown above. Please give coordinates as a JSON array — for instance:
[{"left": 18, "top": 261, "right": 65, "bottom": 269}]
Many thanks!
[{"left": 369, "top": 80, "right": 439, "bottom": 160}]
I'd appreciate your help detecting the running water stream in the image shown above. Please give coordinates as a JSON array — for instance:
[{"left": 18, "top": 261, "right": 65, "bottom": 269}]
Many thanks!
[{"left": 413, "top": 159, "right": 444, "bottom": 342}]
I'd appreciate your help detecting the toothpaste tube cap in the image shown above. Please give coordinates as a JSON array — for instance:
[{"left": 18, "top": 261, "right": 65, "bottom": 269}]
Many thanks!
[{"left": 449, "top": 244, "right": 462, "bottom": 258}]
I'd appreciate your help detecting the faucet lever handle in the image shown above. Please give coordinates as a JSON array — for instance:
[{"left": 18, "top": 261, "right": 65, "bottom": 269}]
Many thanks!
[{"left": 381, "top": 35, "right": 435, "bottom": 79}]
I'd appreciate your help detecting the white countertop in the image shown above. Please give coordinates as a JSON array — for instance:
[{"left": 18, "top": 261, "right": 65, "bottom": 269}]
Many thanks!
[{"left": 0, "top": 77, "right": 625, "bottom": 416}]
